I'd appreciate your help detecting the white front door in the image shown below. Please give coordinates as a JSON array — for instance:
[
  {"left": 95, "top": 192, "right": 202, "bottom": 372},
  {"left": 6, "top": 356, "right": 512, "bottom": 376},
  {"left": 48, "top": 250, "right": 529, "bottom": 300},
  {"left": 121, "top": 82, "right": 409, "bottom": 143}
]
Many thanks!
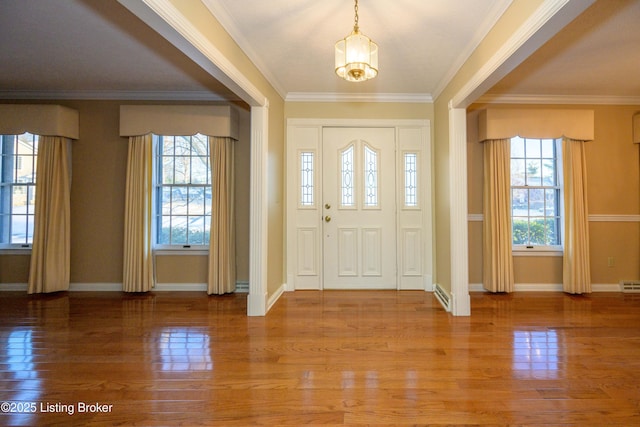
[{"left": 322, "top": 127, "right": 396, "bottom": 289}]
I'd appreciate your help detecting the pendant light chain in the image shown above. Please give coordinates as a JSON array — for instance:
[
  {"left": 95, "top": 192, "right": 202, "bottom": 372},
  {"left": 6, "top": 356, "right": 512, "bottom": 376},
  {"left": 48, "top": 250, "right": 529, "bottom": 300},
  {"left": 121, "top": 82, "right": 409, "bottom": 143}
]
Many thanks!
[{"left": 354, "top": 0, "right": 359, "bottom": 32}]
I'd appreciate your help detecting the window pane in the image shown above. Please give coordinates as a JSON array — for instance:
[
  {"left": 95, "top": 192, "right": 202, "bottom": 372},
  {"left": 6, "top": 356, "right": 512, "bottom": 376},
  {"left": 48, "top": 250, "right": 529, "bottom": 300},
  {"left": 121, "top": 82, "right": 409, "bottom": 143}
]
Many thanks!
[
  {"left": 512, "top": 188, "right": 528, "bottom": 217},
  {"left": 188, "top": 187, "right": 206, "bottom": 215},
  {"left": 511, "top": 159, "right": 525, "bottom": 186},
  {"left": 528, "top": 188, "right": 544, "bottom": 216},
  {"left": 525, "top": 138, "right": 541, "bottom": 158},
  {"left": 542, "top": 159, "right": 556, "bottom": 186},
  {"left": 188, "top": 217, "right": 205, "bottom": 245},
  {"left": 171, "top": 187, "right": 188, "bottom": 215},
  {"left": 512, "top": 218, "right": 528, "bottom": 245},
  {"left": 160, "top": 216, "right": 171, "bottom": 245},
  {"left": 162, "top": 156, "right": 174, "bottom": 184},
  {"left": 300, "top": 152, "right": 314, "bottom": 206},
  {"left": 541, "top": 139, "right": 555, "bottom": 158},
  {"left": 511, "top": 136, "right": 525, "bottom": 158},
  {"left": 545, "top": 218, "right": 560, "bottom": 246},
  {"left": 174, "top": 136, "right": 190, "bottom": 155},
  {"left": 364, "top": 146, "right": 378, "bottom": 207},
  {"left": 173, "top": 156, "right": 190, "bottom": 184},
  {"left": 404, "top": 153, "right": 418, "bottom": 207},
  {"left": 528, "top": 218, "right": 547, "bottom": 245},
  {"left": 341, "top": 145, "right": 354, "bottom": 207},
  {"left": 545, "top": 189, "right": 558, "bottom": 216},
  {"left": 171, "top": 216, "right": 188, "bottom": 244},
  {"left": 191, "top": 156, "right": 209, "bottom": 184},
  {"left": 526, "top": 160, "right": 542, "bottom": 186},
  {"left": 204, "top": 188, "right": 212, "bottom": 215}
]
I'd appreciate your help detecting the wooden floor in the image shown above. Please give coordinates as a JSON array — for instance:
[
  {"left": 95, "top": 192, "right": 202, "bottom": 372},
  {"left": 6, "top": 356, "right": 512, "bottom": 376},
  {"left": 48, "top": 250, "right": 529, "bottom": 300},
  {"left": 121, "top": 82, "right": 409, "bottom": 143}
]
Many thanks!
[{"left": 1, "top": 290, "right": 640, "bottom": 426}]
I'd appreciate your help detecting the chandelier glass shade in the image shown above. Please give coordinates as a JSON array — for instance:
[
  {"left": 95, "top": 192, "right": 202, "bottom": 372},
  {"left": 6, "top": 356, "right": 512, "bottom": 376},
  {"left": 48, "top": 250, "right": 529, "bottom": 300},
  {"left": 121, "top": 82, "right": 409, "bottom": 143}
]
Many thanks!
[{"left": 335, "top": 0, "right": 378, "bottom": 82}]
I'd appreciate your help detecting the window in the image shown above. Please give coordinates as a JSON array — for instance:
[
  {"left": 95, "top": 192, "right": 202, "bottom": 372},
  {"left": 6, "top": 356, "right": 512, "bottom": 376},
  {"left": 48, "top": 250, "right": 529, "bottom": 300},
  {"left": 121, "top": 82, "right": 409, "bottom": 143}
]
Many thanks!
[
  {"left": 300, "top": 151, "right": 314, "bottom": 207},
  {"left": 0, "top": 133, "right": 38, "bottom": 248},
  {"left": 404, "top": 152, "right": 418, "bottom": 207},
  {"left": 340, "top": 145, "right": 354, "bottom": 207},
  {"left": 154, "top": 134, "right": 211, "bottom": 248},
  {"left": 510, "top": 137, "right": 562, "bottom": 248}
]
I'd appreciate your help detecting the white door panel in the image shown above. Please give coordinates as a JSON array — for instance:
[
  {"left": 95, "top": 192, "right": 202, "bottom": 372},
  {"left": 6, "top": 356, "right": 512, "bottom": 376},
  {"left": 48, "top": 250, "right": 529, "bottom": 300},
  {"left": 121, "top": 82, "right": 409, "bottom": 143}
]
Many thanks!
[{"left": 322, "top": 127, "right": 396, "bottom": 289}]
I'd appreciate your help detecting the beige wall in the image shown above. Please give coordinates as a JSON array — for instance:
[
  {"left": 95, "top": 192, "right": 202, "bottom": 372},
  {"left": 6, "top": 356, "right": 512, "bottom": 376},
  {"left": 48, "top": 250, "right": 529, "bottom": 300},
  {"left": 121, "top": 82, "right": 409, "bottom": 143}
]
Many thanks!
[
  {"left": 0, "top": 100, "right": 252, "bottom": 286},
  {"left": 467, "top": 104, "right": 640, "bottom": 286},
  {"left": 164, "top": 0, "right": 286, "bottom": 297},
  {"left": 433, "top": 0, "right": 548, "bottom": 294}
]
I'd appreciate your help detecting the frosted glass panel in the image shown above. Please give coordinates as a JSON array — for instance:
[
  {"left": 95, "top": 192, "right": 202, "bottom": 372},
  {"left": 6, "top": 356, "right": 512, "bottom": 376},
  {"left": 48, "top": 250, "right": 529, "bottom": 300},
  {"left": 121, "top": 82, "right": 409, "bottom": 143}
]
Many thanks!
[
  {"left": 341, "top": 145, "right": 354, "bottom": 207},
  {"left": 300, "top": 152, "right": 314, "bottom": 206},
  {"left": 404, "top": 153, "right": 418, "bottom": 207},
  {"left": 364, "top": 146, "right": 378, "bottom": 207}
]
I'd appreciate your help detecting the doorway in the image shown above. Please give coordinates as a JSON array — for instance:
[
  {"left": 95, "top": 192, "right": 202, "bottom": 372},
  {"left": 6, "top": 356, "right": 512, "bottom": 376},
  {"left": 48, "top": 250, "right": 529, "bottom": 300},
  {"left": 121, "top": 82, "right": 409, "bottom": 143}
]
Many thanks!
[{"left": 286, "top": 118, "right": 432, "bottom": 291}]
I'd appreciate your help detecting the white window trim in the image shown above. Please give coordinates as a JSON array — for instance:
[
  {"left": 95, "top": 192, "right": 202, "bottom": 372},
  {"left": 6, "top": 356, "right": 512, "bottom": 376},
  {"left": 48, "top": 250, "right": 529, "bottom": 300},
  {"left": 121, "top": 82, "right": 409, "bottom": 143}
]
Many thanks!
[
  {"left": 513, "top": 246, "right": 563, "bottom": 257},
  {"left": 510, "top": 137, "right": 564, "bottom": 251},
  {"left": 152, "top": 134, "right": 211, "bottom": 251}
]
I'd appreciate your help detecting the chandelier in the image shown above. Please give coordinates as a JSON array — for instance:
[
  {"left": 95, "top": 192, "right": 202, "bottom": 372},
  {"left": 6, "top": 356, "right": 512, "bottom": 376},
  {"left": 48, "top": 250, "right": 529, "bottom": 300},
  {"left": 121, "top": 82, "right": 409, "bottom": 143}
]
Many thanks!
[{"left": 334, "top": 0, "right": 378, "bottom": 82}]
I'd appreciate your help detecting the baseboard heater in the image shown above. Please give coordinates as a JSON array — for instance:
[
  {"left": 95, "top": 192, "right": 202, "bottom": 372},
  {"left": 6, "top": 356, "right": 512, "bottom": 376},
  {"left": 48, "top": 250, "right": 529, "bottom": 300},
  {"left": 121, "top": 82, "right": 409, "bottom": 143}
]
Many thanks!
[
  {"left": 621, "top": 281, "right": 640, "bottom": 293},
  {"left": 434, "top": 284, "right": 451, "bottom": 312}
]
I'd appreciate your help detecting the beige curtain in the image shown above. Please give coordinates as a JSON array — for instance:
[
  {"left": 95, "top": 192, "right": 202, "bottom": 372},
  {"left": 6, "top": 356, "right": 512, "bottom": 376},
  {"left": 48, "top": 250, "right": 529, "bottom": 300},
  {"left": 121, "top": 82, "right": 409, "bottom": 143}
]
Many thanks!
[
  {"left": 208, "top": 136, "right": 236, "bottom": 295},
  {"left": 123, "top": 134, "right": 154, "bottom": 292},
  {"left": 482, "top": 139, "right": 514, "bottom": 292},
  {"left": 562, "top": 138, "right": 591, "bottom": 294},
  {"left": 28, "top": 136, "right": 71, "bottom": 294}
]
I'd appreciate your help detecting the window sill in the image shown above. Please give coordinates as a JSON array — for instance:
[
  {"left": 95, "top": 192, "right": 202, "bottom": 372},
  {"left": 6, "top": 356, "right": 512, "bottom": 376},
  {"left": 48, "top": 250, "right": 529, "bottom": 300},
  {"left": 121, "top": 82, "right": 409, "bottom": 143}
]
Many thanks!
[
  {"left": 513, "top": 247, "right": 563, "bottom": 257},
  {"left": 0, "top": 248, "right": 32, "bottom": 255},
  {"left": 153, "top": 248, "right": 208, "bottom": 256}
]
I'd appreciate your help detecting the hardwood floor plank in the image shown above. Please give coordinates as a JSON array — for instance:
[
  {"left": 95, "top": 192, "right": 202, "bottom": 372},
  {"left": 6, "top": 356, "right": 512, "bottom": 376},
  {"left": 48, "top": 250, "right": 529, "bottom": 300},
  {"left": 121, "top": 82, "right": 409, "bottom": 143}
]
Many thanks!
[{"left": 1, "top": 290, "right": 640, "bottom": 425}]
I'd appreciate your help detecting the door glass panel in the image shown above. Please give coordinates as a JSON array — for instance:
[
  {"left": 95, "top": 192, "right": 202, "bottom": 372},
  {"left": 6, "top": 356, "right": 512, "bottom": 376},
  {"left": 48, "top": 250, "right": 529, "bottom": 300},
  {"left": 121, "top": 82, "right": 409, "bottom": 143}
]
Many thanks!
[
  {"left": 340, "top": 145, "right": 354, "bottom": 207},
  {"left": 363, "top": 145, "right": 378, "bottom": 207},
  {"left": 404, "top": 153, "right": 418, "bottom": 207},
  {"left": 300, "top": 151, "right": 314, "bottom": 206}
]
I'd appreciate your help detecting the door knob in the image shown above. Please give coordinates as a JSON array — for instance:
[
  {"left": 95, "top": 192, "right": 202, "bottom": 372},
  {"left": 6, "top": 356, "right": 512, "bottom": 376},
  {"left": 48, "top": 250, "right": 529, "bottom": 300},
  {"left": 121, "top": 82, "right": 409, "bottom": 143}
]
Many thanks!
[
  {"left": 324, "top": 215, "right": 331, "bottom": 222},
  {"left": 325, "top": 203, "right": 331, "bottom": 209}
]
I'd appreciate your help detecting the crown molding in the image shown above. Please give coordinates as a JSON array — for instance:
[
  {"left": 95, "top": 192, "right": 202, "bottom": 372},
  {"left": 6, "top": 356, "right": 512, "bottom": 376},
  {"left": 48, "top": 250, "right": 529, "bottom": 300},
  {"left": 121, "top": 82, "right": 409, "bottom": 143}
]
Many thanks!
[
  {"left": 0, "top": 90, "right": 232, "bottom": 101},
  {"left": 451, "top": 0, "right": 595, "bottom": 108},
  {"left": 432, "top": 0, "right": 513, "bottom": 100},
  {"left": 201, "top": 0, "right": 287, "bottom": 100},
  {"left": 285, "top": 92, "right": 433, "bottom": 103},
  {"left": 477, "top": 93, "right": 640, "bottom": 105}
]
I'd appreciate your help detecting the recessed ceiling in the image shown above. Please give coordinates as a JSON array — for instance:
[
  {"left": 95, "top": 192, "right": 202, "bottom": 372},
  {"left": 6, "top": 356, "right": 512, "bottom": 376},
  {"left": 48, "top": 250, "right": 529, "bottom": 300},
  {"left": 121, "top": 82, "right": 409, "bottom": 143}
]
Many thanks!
[
  {"left": 0, "top": 0, "right": 238, "bottom": 100},
  {"left": 204, "top": 0, "right": 513, "bottom": 99},
  {"left": 488, "top": 0, "right": 640, "bottom": 99},
  {"left": 1, "top": 0, "right": 638, "bottom": 103}
]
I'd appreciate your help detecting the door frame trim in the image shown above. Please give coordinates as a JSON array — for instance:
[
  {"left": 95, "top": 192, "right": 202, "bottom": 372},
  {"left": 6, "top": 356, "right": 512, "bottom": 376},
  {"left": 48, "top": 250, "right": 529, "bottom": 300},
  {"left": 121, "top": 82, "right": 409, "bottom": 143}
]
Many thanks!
[{"left": 286, "top": 118, "right": 433, "bottom": 292}]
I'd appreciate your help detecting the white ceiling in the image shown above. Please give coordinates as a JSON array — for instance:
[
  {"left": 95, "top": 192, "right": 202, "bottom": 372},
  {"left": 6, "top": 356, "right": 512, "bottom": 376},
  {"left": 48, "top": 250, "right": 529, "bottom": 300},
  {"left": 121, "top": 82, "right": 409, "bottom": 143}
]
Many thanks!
[
  {"left": 487, "top": 0, "right": 640, "bottom": 101},
  {"left": 202, "top": 0, "right": 512, "bottom": 99},
  {"left": 0, "top": 0, "right": 638, "bottom": 103}
]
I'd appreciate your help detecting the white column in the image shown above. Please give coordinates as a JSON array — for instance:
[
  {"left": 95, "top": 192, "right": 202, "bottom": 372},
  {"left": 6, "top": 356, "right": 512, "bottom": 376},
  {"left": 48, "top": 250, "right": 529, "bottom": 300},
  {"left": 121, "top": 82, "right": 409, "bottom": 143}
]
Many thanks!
[
  {"left": 449, "top": 103, "right": 471, "bottom": 316},
  {"left": 248, "top": 105, "right": 269, "bottom": 316}
]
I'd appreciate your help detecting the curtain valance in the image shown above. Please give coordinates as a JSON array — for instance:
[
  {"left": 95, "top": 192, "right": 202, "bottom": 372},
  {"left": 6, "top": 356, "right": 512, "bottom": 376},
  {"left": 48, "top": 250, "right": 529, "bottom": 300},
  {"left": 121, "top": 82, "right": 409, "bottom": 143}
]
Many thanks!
[
  {"left": 479, "top": 108, "right": 594, "bottom": 142},
  {"left": 119, "top": 105, "right": 239, "bottom": 140},
  {"left": 0, "top": 104, "right": 79, "bottom": 139}
]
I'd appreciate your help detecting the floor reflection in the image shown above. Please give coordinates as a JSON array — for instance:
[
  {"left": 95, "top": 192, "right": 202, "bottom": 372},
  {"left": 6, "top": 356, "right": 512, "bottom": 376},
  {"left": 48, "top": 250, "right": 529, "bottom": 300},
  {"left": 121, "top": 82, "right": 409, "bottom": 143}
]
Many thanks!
[
  {"left": 512, "top": 330, "right": 559, "bottom": 379},
  {"left": 157, "top": 328, "right": 213, "bottom": 371},
  {"left": 3, "top": 328, "right": 41, "bottom": 424}
]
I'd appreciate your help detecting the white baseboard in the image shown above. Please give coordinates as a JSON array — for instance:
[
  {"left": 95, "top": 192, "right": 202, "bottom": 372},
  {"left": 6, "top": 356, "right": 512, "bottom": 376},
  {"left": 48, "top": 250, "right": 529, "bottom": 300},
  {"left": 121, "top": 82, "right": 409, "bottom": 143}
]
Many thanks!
[
  {"left": 0, "top": 283, "right": 28, "bottom": 291},
  {"left": 470, "top": 283, "right": 621, "bottom": 292},
  {"left": 267, "top": 283, "right": 286, "bottom": 312},
  {"left": 1, "top": 281, "right": 249, "bottom": 292},
  {"left": 152, "top": 283, "right": 207, "bottom": 291}
]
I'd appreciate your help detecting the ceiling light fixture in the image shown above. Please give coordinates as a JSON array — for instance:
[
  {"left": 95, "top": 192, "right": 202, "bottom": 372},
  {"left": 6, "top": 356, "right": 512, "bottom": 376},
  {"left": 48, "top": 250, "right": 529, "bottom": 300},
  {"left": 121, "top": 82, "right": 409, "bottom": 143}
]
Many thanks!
[{"left": 335, "top": 0, "right": 378, "bottom": 82}]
